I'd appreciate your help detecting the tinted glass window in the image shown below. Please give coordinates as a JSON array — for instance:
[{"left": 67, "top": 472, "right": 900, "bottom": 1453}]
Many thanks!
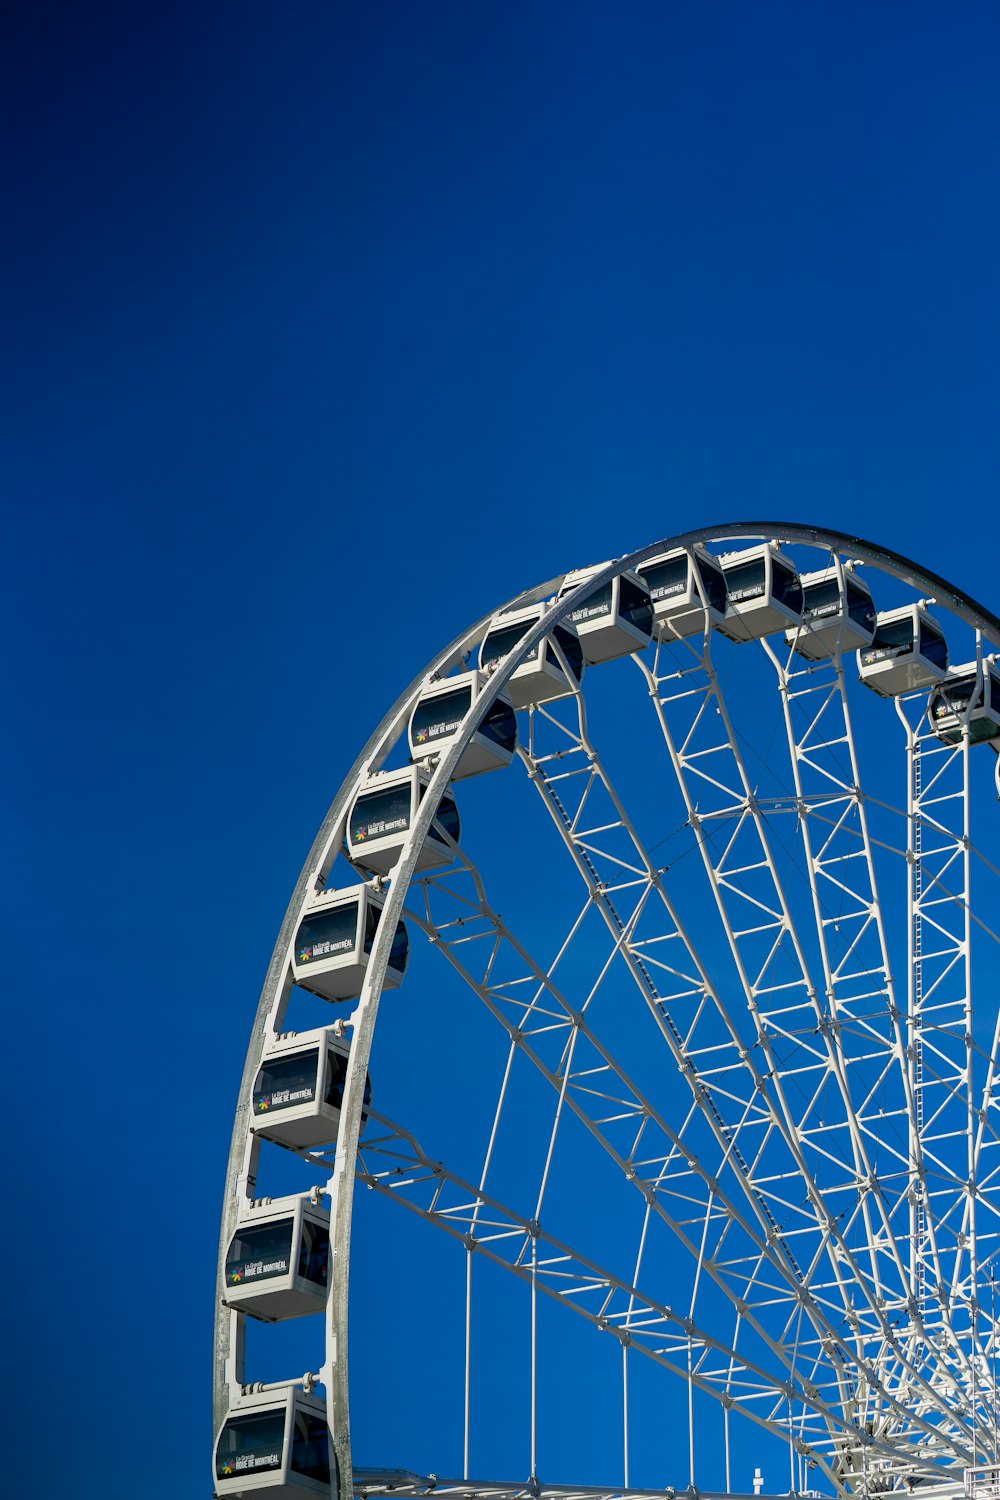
[
  {"left": 931, "top": 678, "right": 977, "bottom": 721},
  {"left": 846, "top": 581, "right": 876, "bottom": 632},
  {"left": 363, "top": 901, "right": 380, "bottom": 955},
  {"left": 296, "top": 904, "right": 358, "bottom": 968},
  {"left": 350, "top": 783, "right": 412, "bottom": 848},
  {"left": 873, "top": 616, "right": 915, "bottom": 648},
  {"left": 480, "top": 621, "right": 536, "bottom": 669},
  {"left": 723, "top": 558, "right": 766, "bottom": 603},
  {"left": 325, "top": 1048, "right": 348, "bottom": 1109},
  {"left": 216, "top": 1410, "right": 285, "bottom": 1480},
  {"left": 641, "top": 554, "right": 688, "bottom": 602},
  {"left": 390, "top": 921, "right": 409, "bottom": 974},
  {"left": 860, "top": 614, "right": 915, "bottom": 664},
  {"left": 297, "top": 1220, "right": 329, "bottom": 1287},
  {"left": 566, "top": 581, "right": 613, "bottom": 625},
  {"left": 227, "top": 1220, "right": 294, "bottom": 1287},
  {"left": 919, "top": 620, "right": 948, "bottom": 670},
  {"left": 431, "top": 791, "right": 461, "bottom": 845},
  {"left": 410, "top": 685, "right": 471, "bottom": 750},
  {"left": 546, "top": 624, "right": 584, "bottom": 681},
  {"left": 479, "top": 697, "right": 517, "bottom": 751},
  {"left": 772, "top": 560, "right": 803, "bottom": 613},
  {"left": 695, "top": 555, "right": 727, "bottom": 614},
  {"left": 619, "top": 576, "right": 653, "bottom": 635},
  {"left": 322, "top": 1050, "right": 372, "bottom": 1115},
  {"left": 254, "top": 1050, "right": 319, "bottom": 1115},
  {"left": 291, "top": 1411, "right": 331, "bottom": 1483},
  {"left": 802, "top": 577, "right": 841, "bottom": 620}
]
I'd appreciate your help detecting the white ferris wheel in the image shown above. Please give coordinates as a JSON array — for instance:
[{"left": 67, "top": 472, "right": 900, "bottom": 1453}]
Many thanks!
[{"left": 213, "top": 524, "right": 1000, "bottom": 1500}]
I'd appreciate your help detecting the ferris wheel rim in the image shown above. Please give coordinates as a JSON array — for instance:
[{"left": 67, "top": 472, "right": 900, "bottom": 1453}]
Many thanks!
[{"left": 215, "top": 523, "right": 1000, "bottom": 1500}]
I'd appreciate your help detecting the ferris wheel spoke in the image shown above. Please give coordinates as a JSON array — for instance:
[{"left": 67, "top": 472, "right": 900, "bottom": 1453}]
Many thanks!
[
  {"left": 636, "top": 634, "right": 989, "bottom": 1424},
  {"left": 402, "top": 857, "right": 825, "bottom": 1378},
  {"left": 758, "top": 638, "right": 934, "bottom": 1313},
  {"left": 644, "top": 641, "right": 901, "bottom": 1267},
  {"left": 888, "top": 701, "right": 986, "bottom": 1340},
  {"left": 518, "top": 674, "right": 982, "bottom": 1443},
  {"left": 397, "top": 845, "right": 962, "bottom": 1452},
  {"left": 350, "top": 1107, "right": 958, "bottom": 1489}
]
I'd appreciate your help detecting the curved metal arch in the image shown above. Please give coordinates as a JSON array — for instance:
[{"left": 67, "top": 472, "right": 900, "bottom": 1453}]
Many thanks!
[{"left": 214, "top": 522, "right": 1000, "bottom": 1500}]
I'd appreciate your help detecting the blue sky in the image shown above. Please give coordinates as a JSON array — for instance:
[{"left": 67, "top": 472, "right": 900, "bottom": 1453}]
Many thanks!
[{"left": 4, "top": 4, "right": 998, "bottom": 1497}]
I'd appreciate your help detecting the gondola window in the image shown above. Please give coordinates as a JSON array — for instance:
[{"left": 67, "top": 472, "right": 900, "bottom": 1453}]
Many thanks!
[
  {"left": 255, "top": 1051, "right": 318, "bottom": 1115},
  {"left": 619, "top": 575, "right": 654, "bottom": 634},
  {"left": 296, "top": 904, "right": 358, "bottom": 967},
  {"left": 216, "top": 1411, "right": 285, "bottom": 1479},
  {"left": 410, "top": 686, "right": 470, "bottom": 746},
  {"left": 291, "top": 1411, "right": 332, "bottom": 1483},
  {"left": 227, "top": 1221, "right": 294, "bottom": 1285},
  {"left": 724, "top": 559, "right": 766, "bottom": 603},
  {"left": 642, "top": 554, "right": 688, "bottom": 601},
  {"left": 297, "top": 1219, "right": 329, "bottom": 1287},
  {"left": 350, "top": 784, "right": 412, "bottom": 847},
  {"left": 481, "top": 621, "right": 535, "bottom": 668},
  {"left": 696, "top": 555, "right": 727, "bottom": 613}
]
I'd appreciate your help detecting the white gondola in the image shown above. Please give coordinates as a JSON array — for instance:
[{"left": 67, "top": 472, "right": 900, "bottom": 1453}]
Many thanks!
[
  {"left": 478, "top": 604, "right": 584, "bottom": 708},
  {"left": 858, "top": 605, "right": 949, "bottom": 697},
  {"left": 215, "top": 1387, "right": 333, "bottom": 1496},
  {"left": 717, "top": 542, "right": 804, "bottom": 642},
  {"left": 346, "top": 765, "right": 460, "bottom": 875},
  {"left": 223, "top": 1195, "right": 329, "bottom": 1322},
  {"left": 636, "top": 544, "right": 727, "bottom": 640},
  {"left": 555, "top": 564, "right": 653, "bottom": 663},
  {"left": 251, "top": 1027, "right": 370, "bottom": 1150},
  {"left": 786, "top": 565, "right": 877, "bottom": 660},
  {"left": 408, "top": 670, "right": 517, "bottom": 778},
  {"left": 292, "top": 885, "right": 408, "bottom": 1002},
  {"left": 928, "top": 660, "right": 1000, "bottom": 746}
]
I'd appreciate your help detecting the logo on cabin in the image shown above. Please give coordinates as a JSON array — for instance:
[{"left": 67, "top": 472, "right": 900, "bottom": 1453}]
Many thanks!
[
  {"left": 298, "top": 946, "right": 312, "bottom": 962},
  {"left": 221, "top": 1460, "right": 233, "bottom": 1476},
  {"left": 257, "top": 1096, "right": 271, "bottom": 1111},
  {"left": 415, "top": 726, "right": 429, "bottom": 743},
  {"left": 355, "top": 826, "right": 368, "bottom": 840},
  {"left": 230, "top": 1267, "right": 243, "bottom": 1283}
]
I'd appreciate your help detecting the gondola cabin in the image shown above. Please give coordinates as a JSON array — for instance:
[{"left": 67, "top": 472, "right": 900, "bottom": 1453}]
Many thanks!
[
  {"left": 928, "top": 660, "right": 1000, "bottom": 746},
  {"left": 787, "top": 566, "right": 877, "bottom": 661},
  {"left": 292, "top": 886, "right": 408, "bottom": 1001},
  {"left": 717, "top": 543, "right": 804, "bottom": 642},
  {"left": 408, "top": 670, "right": 517, "bottom": 778},
  {"left": 223, "top": 1195, "right": 329, "bottom": 1322},
  {"left": 555, "top": 565, "right": 654, "bottom": 663},
  {"left": 251, "top": 1027, "right": 371, "bottom": 1150},
  {"left": 636, "top": 544, "right": 727, "bottom": 640},
  {"left": 215, "top": 1387, "right": 333, "bottom": 1497},
  {"left": 858, "top": 605, "right": 949, "bottom": 696},
  {"left": 478, "top": 604, "right": 584, "bottom": 708},
  {"left": 347, "top": 765, "right": 460, "bottom": 874}
]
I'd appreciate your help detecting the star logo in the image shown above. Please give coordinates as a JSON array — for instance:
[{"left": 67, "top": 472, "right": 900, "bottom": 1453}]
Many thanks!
[
  {"left": 230, "top": 1268, "right": 242, "bottom": 1283},
  {"left": 298, "top": 946, "right": 312, "bottom": 962}
]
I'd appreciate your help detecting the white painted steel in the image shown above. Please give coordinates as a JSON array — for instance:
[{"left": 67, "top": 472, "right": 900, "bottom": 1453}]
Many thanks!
[{"left": 216, "top": 525, "right": 1000, "bottom": 1500}]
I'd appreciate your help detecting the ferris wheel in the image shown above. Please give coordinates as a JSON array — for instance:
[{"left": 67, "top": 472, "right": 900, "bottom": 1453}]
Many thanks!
[{"left": 213, "top": 524, "right": 1000, "bottom": 1500}]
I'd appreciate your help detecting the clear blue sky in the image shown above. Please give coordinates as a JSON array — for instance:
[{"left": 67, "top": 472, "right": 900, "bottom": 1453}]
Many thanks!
[{"left": 4, "top": 3, "right": 998, "bottom": 1496}]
